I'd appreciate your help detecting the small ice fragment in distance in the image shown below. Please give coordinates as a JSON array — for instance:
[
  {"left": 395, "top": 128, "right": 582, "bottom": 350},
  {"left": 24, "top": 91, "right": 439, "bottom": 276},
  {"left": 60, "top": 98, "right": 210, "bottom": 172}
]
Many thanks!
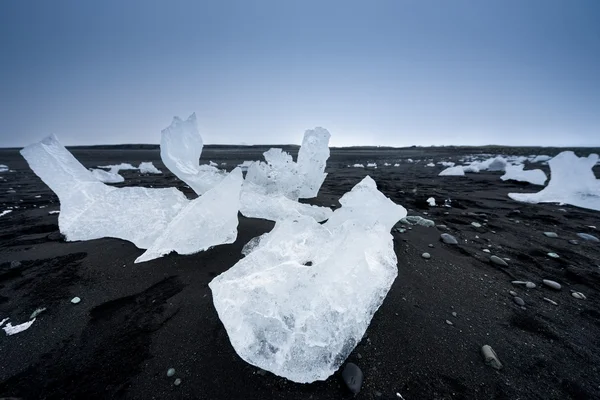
[
  {"left": 0, "top": 164, "right": 8, "bottom": 172},
  {"left": 30, "top": 307, "right": 46, "bottom": 319},
  {"left": 407, "top": 159, "right": 414, "bottom": 163},
  {"left": 352, "top": 164, "right": 365, "bottom": 168},
  {"left": 90, "top": 168, "right": 125, "bottom": 183},
  {"left": 3, "top": 318, "right": 36, "bottom": 336},
  {"left": 509, "top": 151, "right": 600, "bottom": 211},
  {"left": 530, "top": 155, "right": 551, "bottom": 163},
  {"left": 221, "top": 162, "right": 227, "bottom": 166},
  {"left": 427, "top": 197, "right": 436, "bottom": 206},
  {"left": 49, "top": 210, "right": 60, "bottom": 215},
  {"left": 367, "top": 163, "right": 377, "bottom": 168},
  {"left": 439, "top": 166, "right": 465, "bottom": 176},
  {"left": 135, "top": 168, "right": 244, "bottom": 263},
  {"left": 438, "top": 161, "right": 455, "bottom": 167},
  {"left": 0, "top": 210, "right": 12, "bottom": 217},
  {"left": 97, "top": 163, "right": 138, "bottom": 174},
  {"left": 138, "top": 162, "right": 162, "bottom": 174},
  {"left": 20, "top": 135, "right": 189, "bottom": 249},
  {"left": 384, "top": 163, "right": 391, "bottom": 166},
  {"left": 501, "top": 164, "right": 547, "bottom": 185},
  {"left": 71, "top": 296, "right": 81, "bottom": 304},
  {"left": 394, "top": 163, "right": 400, "bottom": 167},
  {"left": 210, "top": 176, "right": 407, "bottom": 383},
  {"left": 0, "top": 318, "right": 8, "bottom": 327},
  {"left": 425, "top": 163, "right": 435, "bottom": 167},
  {"left": 209, "top": 161, "right": 218, "bottom": 167},
  {"left": 160, "top": 113, "right": 227, "bottom": 195}
]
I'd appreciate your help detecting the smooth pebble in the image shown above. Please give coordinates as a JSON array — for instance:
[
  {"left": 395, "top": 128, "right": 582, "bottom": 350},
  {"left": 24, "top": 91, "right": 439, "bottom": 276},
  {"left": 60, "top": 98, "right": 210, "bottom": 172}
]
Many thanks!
[
  {"left": 543, "top": 232, "right": 558, "bottom": 238},
  {"left": 422, "top": 252, "right": 431, "bottom": 259},
  {"left": 71, "top": 297, "right": 81, "bottom": 304},
  {"left": 167, "top": 368, "right": 176, "bottom": 377},
  {"left": 572, "top": 292, "right": 586, "bottom": 300},
  {"left": 490, "top": 255, "right": 508, "bottom": 267},
  {"left": 542, "top": 279, "right": 561, "bottom": 290}
]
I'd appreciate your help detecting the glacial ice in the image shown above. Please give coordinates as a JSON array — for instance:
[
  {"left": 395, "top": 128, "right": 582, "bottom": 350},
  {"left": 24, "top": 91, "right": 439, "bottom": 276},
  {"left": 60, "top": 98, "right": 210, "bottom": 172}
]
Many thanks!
[
  {"left": 352, "top": 164, "right": 365, "bottom": 168},
  {"left": 160, "top": 113, "right": 227, "bottom": 195},
  {"left": 209, "top": 161, "right": 218, "bottom": 167},
  {"left": 98, "top": 163, "right": 138, "bottom": 174},
  {"left": 530, "top": 155, "right": 551, "bottom": 163},
  {"left": 501, "top": 164, "right": 547, "bottom": 185},
  {"left": 462, "top": 156, "right": 507, "bottom": 173},
  {"left": 426, "top": 163, "right": 435, "bottom": 167},
  {"left": 20, "top": 135, "right": 189, "bottom": 249},
  {"left": 427, "top": 197, "right": 436, "bottom": 206},
  {"left": 210, "top": 176, "right": 406, "bottom": 383},
  {"left": 296, "top": 127, "right": 331, "bottom": 198},
  {"left": 240, "top": 186, "right": 332, "bottom": 222},
  {"left": 91, "top": 168, "right": 125, "bottom": 183},
  {"left": 367, "top": 163, "right": 377, "bottom": 168},
  {"left": 238, "top": 161, "right": 255, "bottom": 171},
  {"left": 439, "top": 166, "right": 465, "bottom": 176},
  {"left": 139, "top": 162, "right": 162, "bottom": 174},
  {"left": 0, "top": 164, "right": 8, "bottom": 173},
  {"left": 438, "top": 161, "right": 455, "bottom": 167},
  {"left": 509, "top": 151, "right": 600, "bottom": 211},
  {"left": 135, "top": 168, "right": 243, "bottom": 263},
  {"left": 2, "top": 318, "right": 36, "bottom": 336},
  {"left": 0, "top": 210, "right": 12, "bottom": 217}
]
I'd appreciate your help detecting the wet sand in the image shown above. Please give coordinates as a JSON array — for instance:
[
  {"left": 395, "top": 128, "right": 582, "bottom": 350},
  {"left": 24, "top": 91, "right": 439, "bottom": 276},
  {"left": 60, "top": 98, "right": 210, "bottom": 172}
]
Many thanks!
[{"left": 1, "top": 146, "right": 599, "bottom": 399}]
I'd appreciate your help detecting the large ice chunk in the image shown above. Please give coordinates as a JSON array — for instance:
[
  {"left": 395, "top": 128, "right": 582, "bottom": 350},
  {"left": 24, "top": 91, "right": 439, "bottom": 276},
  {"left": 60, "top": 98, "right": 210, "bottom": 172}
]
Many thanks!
[
  {"left": 135, "top": 168, "right": 243, "bottom": 263},
  {"left": 160, "top": 113, "right": 226, "bottom": 195},
  {"left": 439, "top": 166, "right": 465, "bottom": 176},
  {"left": 296, "top": 127, "right": 330, "bottom": 198},
  {"left": 20, "top": 135, "right": 189, "bottom": 249},
  {"left": 210, "top": 176, "right": 406, "bottom": 383},
  {"left": 90, "top": 168, "right": 125, "bottom": 183},
  {"left": 501, "top": 164, "right": 547, "bottom": 185},
  {"left": 509, "top": 151, "right": 600, "bottom": 211}
]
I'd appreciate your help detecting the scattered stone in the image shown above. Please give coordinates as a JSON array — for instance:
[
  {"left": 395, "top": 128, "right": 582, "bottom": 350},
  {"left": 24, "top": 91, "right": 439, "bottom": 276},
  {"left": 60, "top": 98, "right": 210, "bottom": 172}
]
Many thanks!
[
  {"left": 543, "top": 232, "right": 558, "bottom": 238},
  {"left": 395, "top": 228, "right": 406, "bottom": 233},
  {"left": 10, "top": 260, "right": 21, "bottom": 269},
  {"left": 513, "top": 297, "right": 525, "bottom": 306},
  {"left": 174, "top": 378, "right": 182, "bottom": 386},
  {"left": 490, "top": 255, "right": 508, "bottom": 267},
  {"left": 401, "top": 216, "right": 435, "bottom": 227},
  {"left": 542, "top": 280, "right": 561, "bottom": 290},
  {"left": 572, "top": 292, "right": 586, "bottom": 300},
  {"left": 356, "top": 353, "right": 363, "bottom": 359},
  {"left": 481, "top": 345, "right": 503, "bottom": 370},
  {"left": 375, "top": 391, "right": 382, "bottom": 397},
  {"left": 70, "top": 297, "right": 81, "bottom": 304},
  {"left": 452, "top": 312, "right": 457, "bottom": 317},
  {"left": 543, "top": 297, "right": 558, "bottom": 306},
  {"left": 437, "top": 225, "right": 448, "bottom": 230},
  {"left": 30, "top": 307, "right": 47, "bottom": 319},
  {"left": 167, "top": 368, "right": 176, "bottom": 377},
  {"left": 526, "top": 282, "right": 536, "bottom": 289},
  {"left": 422, "top": 252, "right": 431, "bottom": 259},
  {"left": 440, "top": 233, "right": 458, "bottom": 245},
  {"left": 445, "top": 320, "right": 453, "bottom": 325},
  {"left": 577, "top": 233, "right": 599, "bottom": 242},
  {"left": 47, "top": 231, "right": 63, "bottom": 241},
  {"left": 568, "top": 240, "right": 579, "bottom": 245},
  {"left": 547, "top": 252, "right": 560, "bottom": 259},
  {"left": 428, "top": 244, "right": 434, "bottom": 248},
  {"left": 509, "top": 290, "right": 517, "bottom": 296},
  {"left": 341, "top": 362, "right": 363, "bottom": 394},
  {"left": 491, "top": 230, "right": 496, "bottom": 234},
  {"left": 471, "top": 222, "right": 482, "bottom": 228}
]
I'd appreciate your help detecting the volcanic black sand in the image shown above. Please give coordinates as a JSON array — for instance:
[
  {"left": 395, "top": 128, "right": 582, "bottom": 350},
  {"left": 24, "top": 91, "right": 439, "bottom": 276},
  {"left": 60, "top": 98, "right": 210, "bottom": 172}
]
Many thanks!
[{"left": 1, "top": 146, "right": 599, "bottom": 399}]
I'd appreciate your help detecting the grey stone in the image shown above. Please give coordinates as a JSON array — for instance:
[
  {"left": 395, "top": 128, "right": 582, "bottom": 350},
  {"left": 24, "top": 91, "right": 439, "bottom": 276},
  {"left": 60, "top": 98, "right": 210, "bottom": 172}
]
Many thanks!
[
  {"left": 445, "top": 320, "right": 453, "bottom": 325},
  {"left": 341, "top": 362, "right": 363, "bottom": 394},
  {"left": 452, "top": 312, "right": 457, "bottom": 317},
  {"left": 440, "top": 233, "right": 458, "bottom": 245},
  {"left": 543, "top": 232, "right": 558, "bottom": 238},
  {"left": 577, "top": 233, "right": 599, "bottom": 242},
  {"left": 543, "top": 297, "right": 558, "bottom": 306},
  {"left": 490, "top": 255, "right": 508, "bottom": 267},
  {"left": 422, "top": 252, "right": 431, "bottom": 259},
  {"left": 471, "top": 222, "right": 482, "bottom": 228},
  {"left": 569, "top": 240, "right": 579, "bottom": 245},
  {"left": 167, "top": 368, "right": 176, "bottom": 377},
  {"left": 572, "top": 292, "right": 586, "bottom": 300},
  {"left": 428, "top": 244, "right": 434, "bottom": 248},
  {"left": 70, "top": 297, "right": 81, "bottom": 304},
  {"left": 509, "top": 290, "right": 517, "bottom": 296},
  {"left": 174, "top": 378, "right": 182, "bottom": 386},
  {"left": 547, "top": 252, "right": 560, "bottom": 259},
  {"left": 481, "top": 345, "right": 503, "bottom": 370},
  {"left": 513, "top": 297, "right": 525, "bottom": 306},
  {"left": 482, "top": 249, "right": 491, "bottom": 253},
  {"left": 437, "top": 225, "right": 448, "bottom": 230},
  {"left": 542, "top": 279, "right": 561, "bottom": 290},
  {"left": 526, "top": 282, "right": 536, "bottom": 289}
]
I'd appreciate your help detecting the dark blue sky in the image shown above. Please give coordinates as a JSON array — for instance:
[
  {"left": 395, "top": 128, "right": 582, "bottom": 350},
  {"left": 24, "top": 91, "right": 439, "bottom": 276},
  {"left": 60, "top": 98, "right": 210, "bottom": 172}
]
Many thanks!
[{"left": 1, "top": 0, "right": 599, "bottom": 147}]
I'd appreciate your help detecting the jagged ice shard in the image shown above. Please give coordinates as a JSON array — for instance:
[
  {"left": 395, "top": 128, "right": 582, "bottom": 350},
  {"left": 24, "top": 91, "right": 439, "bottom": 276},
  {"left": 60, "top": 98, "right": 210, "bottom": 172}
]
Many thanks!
[
  {"left": 509, "top": 151, "right": 600, "bottom": 211},
  {"left": 210, "top": 176, "right": 407, "bottom": 383},
  {"left": 135, "top": 168, "right": 243, "bottom": 263},
  {"left": 20, "top": 135, "right": 188, "bottom": 249},
  {"left": 161, "top": 113, "right": 226, "bottom": 195}
]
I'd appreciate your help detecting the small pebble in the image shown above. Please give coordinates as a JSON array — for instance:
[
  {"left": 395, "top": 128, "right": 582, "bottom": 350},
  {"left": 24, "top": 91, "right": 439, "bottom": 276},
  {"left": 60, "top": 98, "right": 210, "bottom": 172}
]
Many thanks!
[
  {"left": 167, "top": 368, "right": 176, "bottom": 377},
  {"left": 543, "top": 232, "right": 558, "bottom": 238},
  {"left": 30, "top": 307, "right": 47, "bottom": 319},
  {"left": 509, "top": 290, "right": 517, "bottom": 296},
  {"left": 445, "top": 320, "right": 453, "bottom": 325},
  {"left": 577, "top": 233, "right": 599, "bottom": 242},
  {"left": 10, "top": 260, "right": 21, "bottom": 268},
  {"left": 572, "top": 292, "right": 586, "bottom": 300},
  {"left": 547, "top": 252, "right": 560, "bottom": 259},
  {"left": 526, "top": 282, "right": 536, "bottom": 289},
  {"left": 440, "top": 233, "right": 458, "bottom": 245},
  {"left": 490, "top": 255, "right": 508, "bottom": 267},
  {"left": 482, "top": 249, "right": 490, "bottom": 253},
  {"left": 471, "top": 222, "right": 482, "bottom": 228},
  {"left": 568, "top": 240, "right": 579, "bottom": 245},
  {"left": 341, "top": 362, "right": 363, "bottom": 394},
  {"left": 543, "top": 297, "right": 558, "bottom": 306},
  {"left": 174, "top": 378, "right": 182, "bottom": 386},
  {"left": 422, "top": 252, "right": 431, "bottom": 259},
  {"left": 481, "top": 345, "right": 503, "bottom": 370},
  {"left": 71, "top": 297, "right": 81, "bottom": 304},
  {"left": 452, "top": 312, "right": 457, "bottom": 317},
  {"left": 428, "top": 244, "right": 434, "bottom": 248},
  {"left": 513, "top": 296, "right": 525, "bottom": 306},
  {"left": 542, "top": 279, "right": 561, "bottom": 290}
]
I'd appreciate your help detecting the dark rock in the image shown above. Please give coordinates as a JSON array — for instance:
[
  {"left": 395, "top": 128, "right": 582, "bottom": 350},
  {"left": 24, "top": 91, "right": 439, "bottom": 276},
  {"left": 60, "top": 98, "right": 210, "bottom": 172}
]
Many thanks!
[
  {"left": 10, "top": 260, "right": 21, "bottom": 269},
  {"left": 47, "top": 231, "right": 63, "bottom": 241},
  {"left": 341, "top": 362, "right": 364, "bottom": 394},
  {"left": 513, "top": 296, "right": 525, "bottom": 306}
]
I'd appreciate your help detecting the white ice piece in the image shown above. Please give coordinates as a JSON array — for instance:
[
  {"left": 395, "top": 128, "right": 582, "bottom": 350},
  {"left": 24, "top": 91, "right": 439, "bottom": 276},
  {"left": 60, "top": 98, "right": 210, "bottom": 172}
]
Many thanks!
[
  {"left": 238, "top": 161, "right": 256, "bottom": 171},
  {"left": 438, "top": 161, "right": 455, "bottom": 167},
  {"left": 3, "top": 318, "right": 36, "bottom": 336},
  {"left": 139, "top": 162, "right": 162, "bottom": 174},
  {"left": 352, "top": 164, "right": 365, "bottom": 168},
  {"left": 501, "top": 164, "right": 547, "bottom": 185},
  {"left": 384, "top": 163, "right": 391, "bottom": 166},
  {"left": 240, "top": 186, "right": 332, "bottom": 222},
  {"left": 20, "top": 135, "right": 189, "bottom": 249},
  {"left": 439, "top": 166, "right": 466, "bottom": 176},
  {"left": 136, "top": 168, "right": 243, "bottom": 263},
  {"left": 367, "top": 163, "right": 377, "bottom": 168},
  {"left": 530, "top": 155, "right": 551, "bottom": 163},
  {"left": 0, "top": 210, "right": 12, "bottom": 217},
  {"left": 0, "top": 164, "right": 8, "bottom": 173},
  {"left": 90, "top": 168, "right": 125, "bottom": 183},
  {"left": 98, "top": 163, "right": 138, "bottom": 174},
  {"left": 394, "top": 163, "right": 400, "bottom": 167},
  {"left": 210, "top": 176, "right": 406, "bottom": 383},
  {"left": 209, "top": 161, "right": 218, "bottom": 167},
  {"left": 160, "top": 113, "right": 226, "bottom": 195},
  {"left": 407, "top": 159, "right": 414, "bottom": 163},
  {"left": 427, "top": 197, "right": 436, "bottom": 206},
  {"left": 425, "top": 163, "right": 435, "bottom": 167},
  {"left": 296, "top": 127, "right": 331, "bottom": 199},
  {"left": 486, "top": 156, "right": 507, "bottom": 171},
  {"left": 509, "top": 151, "right": 600, "bottom": 211}
]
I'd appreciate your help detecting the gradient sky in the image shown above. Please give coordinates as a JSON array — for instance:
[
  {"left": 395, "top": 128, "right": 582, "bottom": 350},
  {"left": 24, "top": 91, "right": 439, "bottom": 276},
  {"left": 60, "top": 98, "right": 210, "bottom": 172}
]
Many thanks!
[{"left": 1, "top": 0, "right": 599, "bottom": 147}]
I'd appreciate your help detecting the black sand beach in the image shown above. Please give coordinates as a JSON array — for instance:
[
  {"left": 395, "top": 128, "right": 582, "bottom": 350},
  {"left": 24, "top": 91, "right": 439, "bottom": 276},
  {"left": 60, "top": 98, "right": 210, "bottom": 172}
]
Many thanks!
[{"left": 1, "top": 146, "right": 599, "bottom": 399}]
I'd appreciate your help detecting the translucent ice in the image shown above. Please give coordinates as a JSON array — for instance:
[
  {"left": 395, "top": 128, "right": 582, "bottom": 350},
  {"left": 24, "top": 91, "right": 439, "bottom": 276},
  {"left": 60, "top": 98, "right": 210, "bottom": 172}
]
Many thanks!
[
  {"left": 438, "top": 161, "right": 455, "bottom": 167},
  {"left": 352, "top": 164, "right": 365, "bottom": 168},
  {"left": 0, "top": 164, "right": 8, "bottom": 173},
  {"left": 367, "top": 163, "right": 377, "bottom": 168},
  {"left": 296, "top": 127, "right": 331, "bottom": 198},
  {"left": 139, "top": 162, "right": 162, "bottom": 174},
  {"left": 3, "top": 318, "right": 36, "bottom": 336},
  {"left": 238, "top": 161, "right": 256, "bottom": 171},
  {"left": 426, "top": 163, "right": 435, "bottom": 167},
  {"left": 210, "top": 177, "right": 406, "bottom": 383},
  {"left": 530, "top": 155, "right": 551, "bottom": 163},
  {"left": 160, "top": 113, "right": 226, "bottom": 195},
  {"left": 240, "top": 186, "right": 332, "bottom": 222},
  {"left": 135, "top": 168, "right": 243, "bottom": 263},
  {"left": 98, "top": 163, "right": 138, "bottom": 174},
  {"left": 509, "top": 151, "right": 600, "bottom": 211},
  {"left": 21, "top": 135, "right": 189, "bottom": 249},
  {"left": 90, "top": 168, "right": 125, "bottom": 183},
  {"left": 501, "top": 164, "right": 547, "bottom": 185},
  {"left": 439, "top": 166, "right": 465, "bottom": 176}
]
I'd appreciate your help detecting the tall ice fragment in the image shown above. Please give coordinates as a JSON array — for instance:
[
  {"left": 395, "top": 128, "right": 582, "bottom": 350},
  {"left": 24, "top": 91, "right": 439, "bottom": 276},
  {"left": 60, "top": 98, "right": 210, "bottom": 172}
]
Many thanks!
[{"left": 210, "top": 176, "right": 406, "bottom": 383}]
